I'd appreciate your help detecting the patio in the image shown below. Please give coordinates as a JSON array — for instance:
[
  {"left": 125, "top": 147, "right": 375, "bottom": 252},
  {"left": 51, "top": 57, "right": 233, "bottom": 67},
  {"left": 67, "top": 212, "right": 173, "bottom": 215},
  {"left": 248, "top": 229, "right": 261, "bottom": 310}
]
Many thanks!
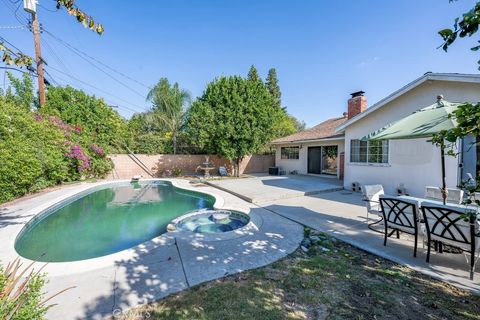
[
  {"left": 258, "top": 190, "right": 480, "bottom": 293},
  {"left": 207, "top": 174, "right": 343, "bottom": 203}
]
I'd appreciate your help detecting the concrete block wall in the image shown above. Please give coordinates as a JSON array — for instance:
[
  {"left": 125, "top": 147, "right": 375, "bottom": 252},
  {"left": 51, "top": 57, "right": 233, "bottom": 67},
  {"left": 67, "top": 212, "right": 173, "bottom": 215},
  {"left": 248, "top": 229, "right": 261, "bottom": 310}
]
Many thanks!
[{"left": 107, "top": 154, "right": 274, "bottom": 179}]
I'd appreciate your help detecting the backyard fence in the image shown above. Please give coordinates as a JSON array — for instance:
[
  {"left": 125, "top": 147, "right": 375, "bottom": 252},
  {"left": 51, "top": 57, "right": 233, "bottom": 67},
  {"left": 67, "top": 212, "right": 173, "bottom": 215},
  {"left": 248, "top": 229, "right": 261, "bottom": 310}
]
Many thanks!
[{"left": 107, "top": 154, "right": 275, "bottom": 179}]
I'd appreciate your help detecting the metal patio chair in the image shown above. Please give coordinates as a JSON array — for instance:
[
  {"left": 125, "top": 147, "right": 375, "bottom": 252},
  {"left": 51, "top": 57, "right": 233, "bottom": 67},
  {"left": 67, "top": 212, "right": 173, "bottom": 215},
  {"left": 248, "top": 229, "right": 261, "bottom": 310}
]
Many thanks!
[
  {"left": 421, "top": 202, "right": 480, "bottom": 280},
  {"left": 379, "top": 196, "right": 420, "bottom": 257}
]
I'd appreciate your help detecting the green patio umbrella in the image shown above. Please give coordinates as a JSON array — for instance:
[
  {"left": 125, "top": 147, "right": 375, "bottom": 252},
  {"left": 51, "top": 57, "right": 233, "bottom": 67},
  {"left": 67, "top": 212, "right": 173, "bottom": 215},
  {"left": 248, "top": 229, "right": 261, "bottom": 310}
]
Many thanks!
[{"left": 361, "top": 97, "right": 461, "bottom": 204}]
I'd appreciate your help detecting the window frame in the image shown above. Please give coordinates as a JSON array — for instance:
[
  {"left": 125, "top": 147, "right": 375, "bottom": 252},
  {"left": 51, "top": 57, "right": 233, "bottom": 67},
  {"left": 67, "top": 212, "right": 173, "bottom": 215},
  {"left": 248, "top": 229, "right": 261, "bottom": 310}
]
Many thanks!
[
  {"left": 349, "top": 139, "right": 389, "bottom": 165},
  {"left": 280, "top": 146, "right": 300, "bottom": 160}
]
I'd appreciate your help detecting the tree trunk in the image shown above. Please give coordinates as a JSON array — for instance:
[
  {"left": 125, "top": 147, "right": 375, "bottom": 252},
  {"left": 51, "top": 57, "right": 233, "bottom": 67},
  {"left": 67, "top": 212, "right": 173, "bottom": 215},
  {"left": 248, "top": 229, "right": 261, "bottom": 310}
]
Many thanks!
[
  {"left": 235, "top": 157, "right": 242, "bottom": 177},
  {"left": 173, "top": 133, "right": 177, "bottom": 155}
]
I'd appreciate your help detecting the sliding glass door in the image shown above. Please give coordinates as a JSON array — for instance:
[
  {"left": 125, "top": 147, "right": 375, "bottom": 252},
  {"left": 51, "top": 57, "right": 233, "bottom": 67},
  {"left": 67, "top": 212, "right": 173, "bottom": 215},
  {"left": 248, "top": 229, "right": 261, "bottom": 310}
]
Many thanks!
[{"left": 307, "top": 145, "right": 338, "bottom": 176}]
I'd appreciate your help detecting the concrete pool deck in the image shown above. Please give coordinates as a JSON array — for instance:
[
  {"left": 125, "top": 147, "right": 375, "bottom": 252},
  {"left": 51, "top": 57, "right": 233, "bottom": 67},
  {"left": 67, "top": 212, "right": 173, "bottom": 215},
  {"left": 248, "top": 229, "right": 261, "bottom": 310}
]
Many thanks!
[
  {"left": 207, "top": 174, "right": 343, "bottom": 203},
  {"left": 0, "top": 179, "right": 303, "bottom": 320}
]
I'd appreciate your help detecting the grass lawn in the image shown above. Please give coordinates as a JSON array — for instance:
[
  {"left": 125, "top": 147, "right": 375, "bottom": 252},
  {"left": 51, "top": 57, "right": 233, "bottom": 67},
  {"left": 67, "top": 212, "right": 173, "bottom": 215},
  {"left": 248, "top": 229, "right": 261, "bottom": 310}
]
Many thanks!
[{"left": 120, "top": 229, "right": 480, "bottom": 320}]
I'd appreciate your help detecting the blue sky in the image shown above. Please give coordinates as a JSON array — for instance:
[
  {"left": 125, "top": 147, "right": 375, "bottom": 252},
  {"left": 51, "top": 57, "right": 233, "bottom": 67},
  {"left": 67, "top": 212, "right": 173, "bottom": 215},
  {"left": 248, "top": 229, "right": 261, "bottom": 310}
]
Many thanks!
[{"left": 1, "top": 0, "right": 478, "bottom": 127}]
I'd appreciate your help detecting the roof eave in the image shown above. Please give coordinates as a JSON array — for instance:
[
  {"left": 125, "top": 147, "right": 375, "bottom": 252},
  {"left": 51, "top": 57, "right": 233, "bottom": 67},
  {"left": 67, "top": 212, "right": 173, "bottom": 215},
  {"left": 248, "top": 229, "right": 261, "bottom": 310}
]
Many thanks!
[
  {"left": 335, "top": 72, "right": 480, "bottom": 133},
  {"left": 270, "top": 135, "right": 345, "bottom": 145}
]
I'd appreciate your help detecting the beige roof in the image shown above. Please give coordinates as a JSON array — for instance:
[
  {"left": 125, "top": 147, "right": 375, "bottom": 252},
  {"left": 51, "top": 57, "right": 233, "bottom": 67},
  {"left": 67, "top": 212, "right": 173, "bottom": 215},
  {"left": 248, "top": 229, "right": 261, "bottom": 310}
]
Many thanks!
[{"left": 271, "top": 116, "right": 347, "bottom": 144}]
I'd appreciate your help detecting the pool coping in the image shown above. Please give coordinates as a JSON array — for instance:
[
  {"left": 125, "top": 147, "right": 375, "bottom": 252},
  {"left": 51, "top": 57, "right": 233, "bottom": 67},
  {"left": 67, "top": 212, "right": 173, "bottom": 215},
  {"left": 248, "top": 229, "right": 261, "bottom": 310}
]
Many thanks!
[{"left": 2, "top": 178, "right": 261, "bottom": 277}]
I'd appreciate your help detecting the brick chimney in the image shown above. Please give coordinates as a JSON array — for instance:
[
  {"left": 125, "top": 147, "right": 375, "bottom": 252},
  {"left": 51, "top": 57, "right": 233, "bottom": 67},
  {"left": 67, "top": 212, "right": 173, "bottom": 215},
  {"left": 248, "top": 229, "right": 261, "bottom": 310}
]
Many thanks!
[{"left": 348, "top": 91, "right": 367, "bottom": 119}]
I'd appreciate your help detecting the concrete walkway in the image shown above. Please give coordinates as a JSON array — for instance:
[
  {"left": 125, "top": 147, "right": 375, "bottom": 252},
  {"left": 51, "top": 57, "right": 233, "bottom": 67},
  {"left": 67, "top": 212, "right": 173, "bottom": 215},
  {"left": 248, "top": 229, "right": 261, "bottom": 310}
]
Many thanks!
[
  {"left": 0, "top": 180, "right": 303, "bottom": 320},
  {"left": 207, "top": 174, "right": 343, "bottom": 203},
  {"left": 259, "top": 190, "right": 480, "bottom": 294}
]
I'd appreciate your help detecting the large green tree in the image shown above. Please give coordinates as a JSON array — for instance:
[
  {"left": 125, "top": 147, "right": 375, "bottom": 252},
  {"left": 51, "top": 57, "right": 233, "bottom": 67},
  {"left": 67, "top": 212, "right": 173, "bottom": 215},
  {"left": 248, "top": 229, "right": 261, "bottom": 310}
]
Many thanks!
[
  {"left": 147, "top": 78, "right": 191, "bottom": 154},
  {"left": 185, "top": 74, "right": 277, "bottom": 176}
]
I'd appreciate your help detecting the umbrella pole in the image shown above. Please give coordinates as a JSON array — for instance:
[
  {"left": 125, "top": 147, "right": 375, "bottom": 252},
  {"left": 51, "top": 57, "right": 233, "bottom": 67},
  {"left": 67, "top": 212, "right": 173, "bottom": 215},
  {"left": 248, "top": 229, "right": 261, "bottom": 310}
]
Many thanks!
[{"left": 440, "top": 142, "right": 447, "bottom": 205}]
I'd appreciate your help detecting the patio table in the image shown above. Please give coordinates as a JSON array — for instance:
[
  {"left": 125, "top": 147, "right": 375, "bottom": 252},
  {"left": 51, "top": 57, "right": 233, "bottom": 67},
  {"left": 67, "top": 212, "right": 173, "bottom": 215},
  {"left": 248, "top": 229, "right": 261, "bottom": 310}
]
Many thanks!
[{"left": 397, "top": 195, "right": 480, "bottom": 236}]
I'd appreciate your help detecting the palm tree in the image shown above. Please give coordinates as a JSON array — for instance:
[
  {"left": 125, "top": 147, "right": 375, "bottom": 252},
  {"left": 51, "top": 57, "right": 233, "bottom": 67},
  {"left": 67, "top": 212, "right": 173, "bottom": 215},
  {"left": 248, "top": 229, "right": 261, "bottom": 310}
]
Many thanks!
[{"left": 146, "top": 78, "right": 191, "bottom": 154}]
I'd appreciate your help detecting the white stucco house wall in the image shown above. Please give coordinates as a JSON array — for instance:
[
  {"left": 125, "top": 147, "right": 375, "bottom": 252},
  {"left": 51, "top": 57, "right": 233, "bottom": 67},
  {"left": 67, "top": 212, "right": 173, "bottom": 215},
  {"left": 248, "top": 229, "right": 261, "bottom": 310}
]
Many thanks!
[
  {"left": 272, "top": 72, "right": 480, "bottom": 197},
  {"left": 271, "top": 116, "right": 347, "bottom": 179}
]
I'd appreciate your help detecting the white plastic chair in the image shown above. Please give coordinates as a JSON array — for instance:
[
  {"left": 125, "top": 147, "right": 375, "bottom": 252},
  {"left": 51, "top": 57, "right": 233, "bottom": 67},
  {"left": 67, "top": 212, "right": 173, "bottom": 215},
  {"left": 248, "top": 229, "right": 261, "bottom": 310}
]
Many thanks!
[
  {"left": 361, "top": 184, "right": 384, "bottom": 222},
  {"left": 425, "top": 186, "right": 464, "bottom": 204}
]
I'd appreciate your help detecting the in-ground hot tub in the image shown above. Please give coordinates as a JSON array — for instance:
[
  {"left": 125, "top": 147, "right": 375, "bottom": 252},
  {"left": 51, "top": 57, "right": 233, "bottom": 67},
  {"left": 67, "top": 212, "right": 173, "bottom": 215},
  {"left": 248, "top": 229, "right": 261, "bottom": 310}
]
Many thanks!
[
  {"left": 170, "top": 209, "right": 250, "bottom": 234},
  {"left": 14, "top": 181, "right": 215, "bottom": 262}
]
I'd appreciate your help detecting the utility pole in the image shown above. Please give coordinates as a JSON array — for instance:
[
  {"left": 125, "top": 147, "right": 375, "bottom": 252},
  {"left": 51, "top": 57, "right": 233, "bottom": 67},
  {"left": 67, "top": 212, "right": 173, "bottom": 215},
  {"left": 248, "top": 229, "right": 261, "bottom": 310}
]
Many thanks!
[{"left": 24, "top": 0, "right": 46, "bottom": 106}]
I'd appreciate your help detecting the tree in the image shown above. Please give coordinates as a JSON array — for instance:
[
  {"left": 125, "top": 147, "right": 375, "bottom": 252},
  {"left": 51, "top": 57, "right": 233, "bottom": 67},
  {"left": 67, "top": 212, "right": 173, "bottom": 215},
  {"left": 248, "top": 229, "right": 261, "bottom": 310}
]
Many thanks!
[
  {"left": 290, "top": 113, "right": 307, "bottom": 132},
  {"left": 185, "top": 74, "right": 276, "bottom": 176},
  {"left": 273, "top": 112, "right": 306, "bottom": 137},
  {"left": 146, "top": 78, "right": 191, "bottom": 154},
  {"left": 41, "top": 86, "right": 128, "bottom": 151},
  {"left": 56, "top": 0, "right": 104, "bottom": 34},
  {"left": 264, "top": 68, "right": 306, "bottom": 138},
  {"left": 433, "top": 1, "right": 480, "bottom": 213},
  {"left": 127, "top": 112, "right": 169, "bottom": 154},
  {"left": 439, "top": 2, "right": 480, "bottom": 69},
  {"left": 266, "top": 68, "right": 281, "bottom": 109},
  {"left": 247, "top": 65, "right": 260, "bottom": 82},
  {"left": 4, "top": 72, "right": 36, "bottom": 111}
]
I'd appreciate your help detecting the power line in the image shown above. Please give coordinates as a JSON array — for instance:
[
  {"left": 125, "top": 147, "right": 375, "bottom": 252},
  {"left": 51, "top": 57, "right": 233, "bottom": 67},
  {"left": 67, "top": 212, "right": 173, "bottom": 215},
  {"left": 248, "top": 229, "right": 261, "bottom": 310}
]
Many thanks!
[
  {"left": 39, "top": 69, "right": 141, "bottom": 115},
  {"left": 0, "top": 0, "right": 29, "bottom": 25},
  {"left": 43, "top": 28, "right": 151, "bottom": 90},
  {"left": 38, "top": 3, "right": 59, "bottom": 13},
  {"left": 46, "top": 64, "right": 148, "bottom": 114},
  {"left": 0, "top": 66, "right": 33, "bottom": 73},
  {"left": 43, "top": 69, "right": 60, "bottom": 86},
  {"left": 42, "top": 36, "right": 72, "bottom": 75},
  {"left": 0, "top": 35, "right": 25, "bottom": 55}
]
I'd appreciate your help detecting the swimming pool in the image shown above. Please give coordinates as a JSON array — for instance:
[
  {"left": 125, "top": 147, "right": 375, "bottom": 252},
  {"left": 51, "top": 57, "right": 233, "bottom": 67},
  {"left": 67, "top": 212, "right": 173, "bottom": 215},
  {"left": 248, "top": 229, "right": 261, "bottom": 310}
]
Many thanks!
[{"left": 14, "top": 181, "right": 215, "bottom": 262}]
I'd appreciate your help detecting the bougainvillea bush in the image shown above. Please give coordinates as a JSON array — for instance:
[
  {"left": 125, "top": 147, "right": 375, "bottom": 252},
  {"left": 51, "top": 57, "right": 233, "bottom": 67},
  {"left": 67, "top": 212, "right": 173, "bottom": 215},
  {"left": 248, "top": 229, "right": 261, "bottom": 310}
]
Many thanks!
[{"left": 0, "top": 96, "right": 112, "bottom": 203}]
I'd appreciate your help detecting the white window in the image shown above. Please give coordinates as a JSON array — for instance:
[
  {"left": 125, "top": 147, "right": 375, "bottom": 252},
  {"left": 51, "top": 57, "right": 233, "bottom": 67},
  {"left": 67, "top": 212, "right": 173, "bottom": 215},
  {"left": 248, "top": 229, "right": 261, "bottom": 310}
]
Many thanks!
[
  {"left": 281, "top": 147, "right": 300, "bottom": 160},
  {"left": 350, "top": 140, "right": 388, "bottom": 164}
]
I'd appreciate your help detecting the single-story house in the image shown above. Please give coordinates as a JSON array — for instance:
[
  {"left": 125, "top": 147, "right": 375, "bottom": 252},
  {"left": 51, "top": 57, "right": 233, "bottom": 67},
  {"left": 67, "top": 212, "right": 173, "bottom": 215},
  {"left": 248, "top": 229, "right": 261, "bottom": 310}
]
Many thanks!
[{"left": 271, "top": 72, "right": 480, "bottom": 196}]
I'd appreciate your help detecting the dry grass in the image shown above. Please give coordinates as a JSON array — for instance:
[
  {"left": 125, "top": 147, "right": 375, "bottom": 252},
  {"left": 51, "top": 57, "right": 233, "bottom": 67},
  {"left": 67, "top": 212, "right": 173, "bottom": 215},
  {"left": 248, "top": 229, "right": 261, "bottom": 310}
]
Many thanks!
[{"left": 119, "top": 230, "right": 480, "bottom": 320}]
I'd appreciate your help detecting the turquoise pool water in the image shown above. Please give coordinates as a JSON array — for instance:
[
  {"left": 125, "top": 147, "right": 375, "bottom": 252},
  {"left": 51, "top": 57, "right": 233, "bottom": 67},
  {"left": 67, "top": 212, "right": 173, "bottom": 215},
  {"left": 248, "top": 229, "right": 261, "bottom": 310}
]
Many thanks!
[
  {"left": 176, "top": 210, "right": 249, "bottom": 233},
  {"left": 15, "top": 181, "right": 215, "bottom": 262}
]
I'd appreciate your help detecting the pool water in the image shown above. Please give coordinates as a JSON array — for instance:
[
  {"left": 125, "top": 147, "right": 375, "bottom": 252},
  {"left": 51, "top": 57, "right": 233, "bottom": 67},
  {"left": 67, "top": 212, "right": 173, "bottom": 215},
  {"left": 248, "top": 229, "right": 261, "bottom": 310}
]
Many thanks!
[
  {"left": 15, "top": 181, "right": 215, "bottom": 262},
  {"left": 176, "top": 210, "right": 249, "bottom": 233}
]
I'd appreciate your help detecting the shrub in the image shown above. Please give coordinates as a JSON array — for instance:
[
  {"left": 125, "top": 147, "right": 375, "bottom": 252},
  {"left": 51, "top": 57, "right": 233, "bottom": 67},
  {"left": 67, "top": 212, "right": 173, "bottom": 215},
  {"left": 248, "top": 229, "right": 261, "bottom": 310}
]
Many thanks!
[
  {"left": 41, "top": 86, "right": 128, "bottom": 150},
  {"left": 0, "top": 98, "right": 69, "bottom": 203},
  {"left": 0, "top": 95, "right": 115, "bottom": 203},
  {"left": 0, "top": 258, "right": 71, "bottom": 320},
  {"left": 172, "top": 167, "right": 182, "bottom": 177}
]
